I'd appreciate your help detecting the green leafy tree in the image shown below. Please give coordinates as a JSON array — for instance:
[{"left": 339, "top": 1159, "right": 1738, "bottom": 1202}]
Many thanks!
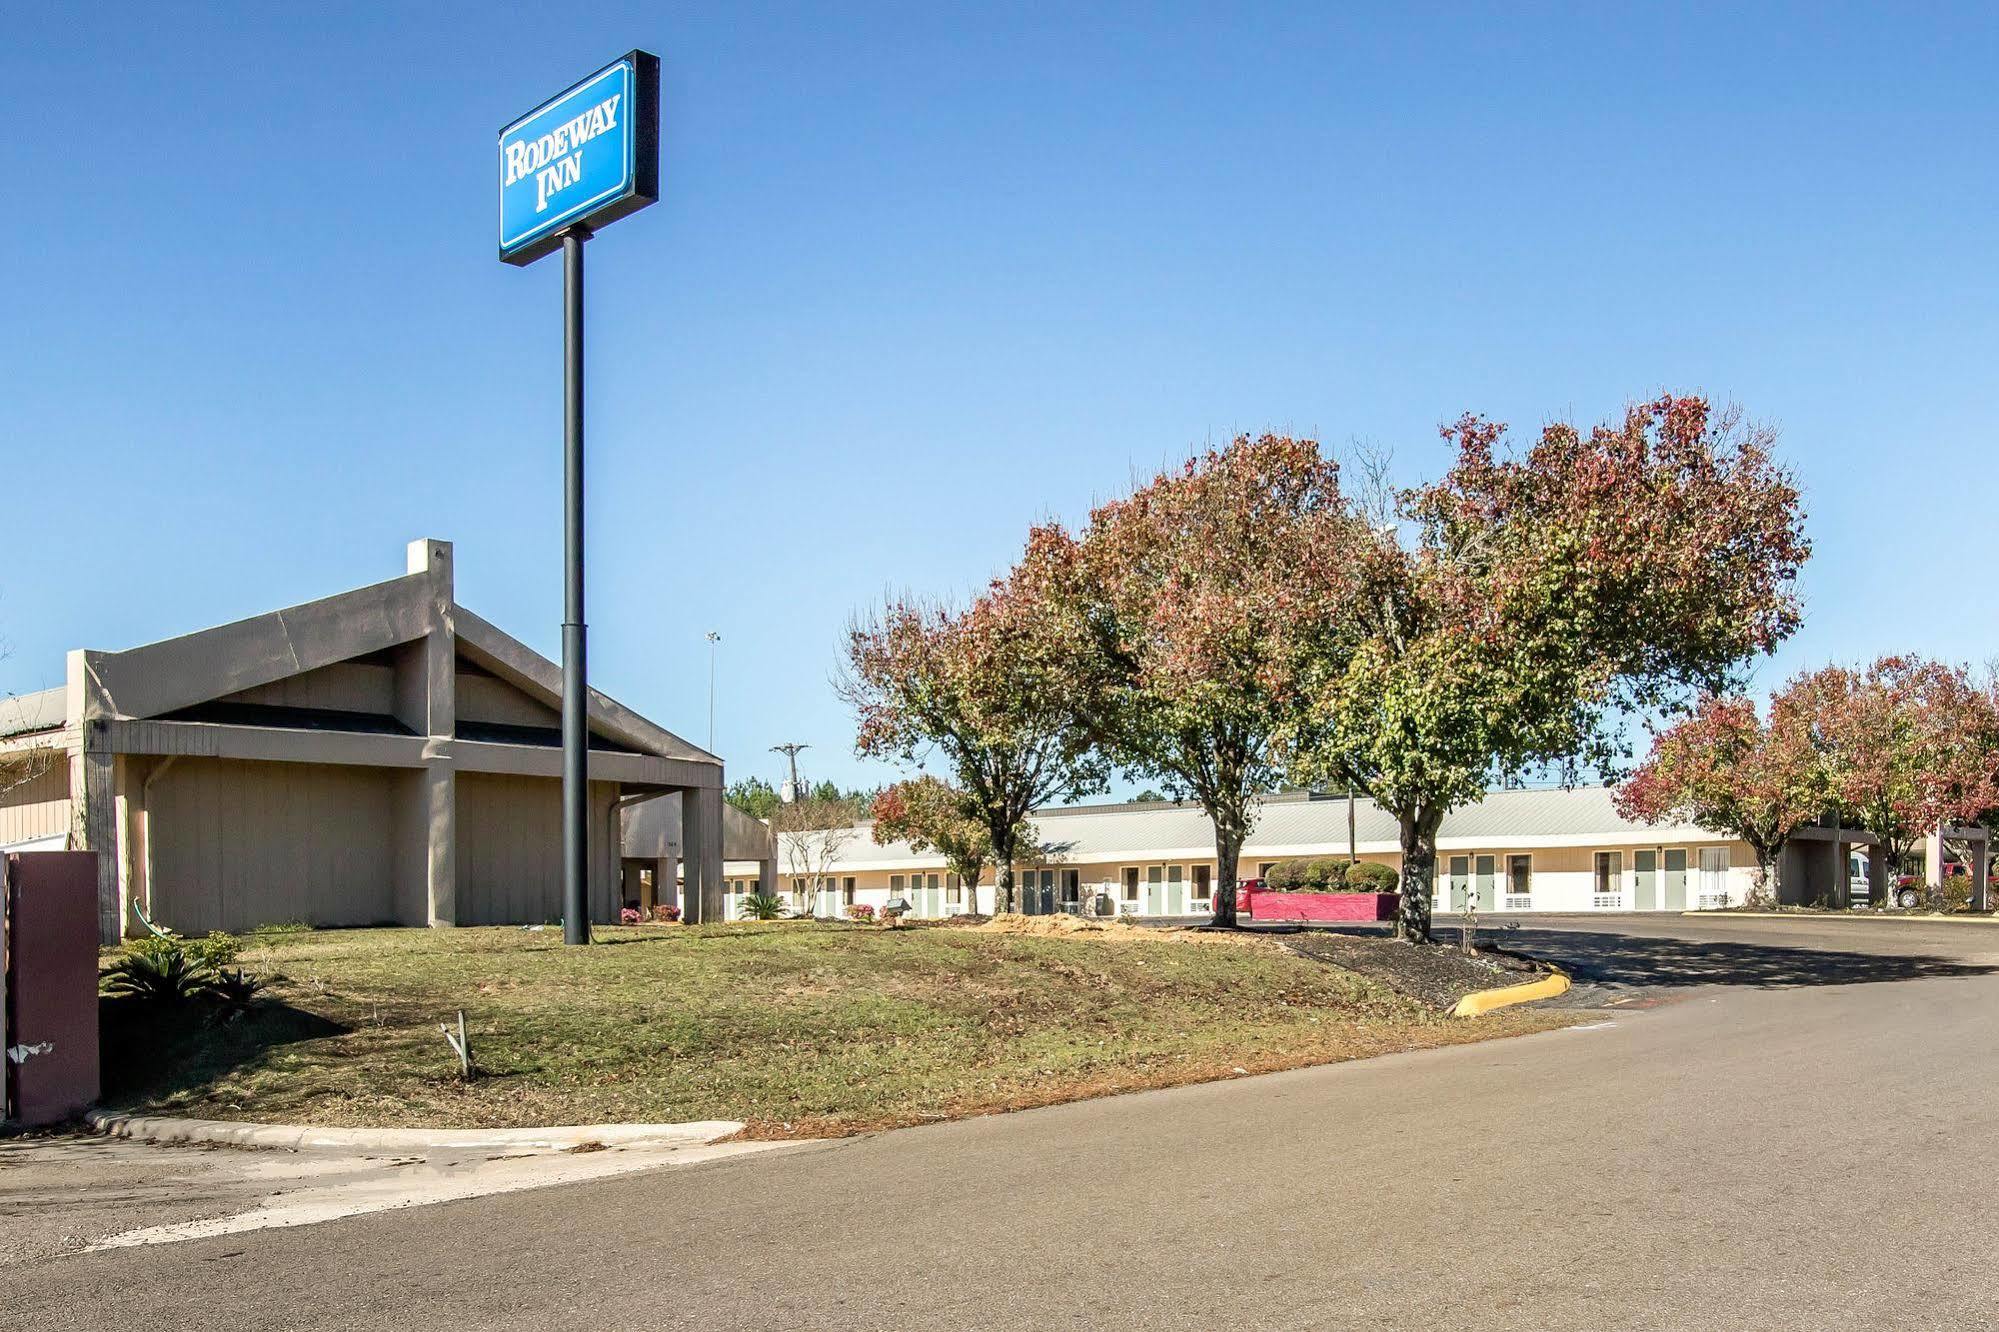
[
  {"left": 842, "top": 587, "right": 1104, "bottom": 914},
  {"left": 1296, "top": 396, "right": 1809, "bottom": 940},
  {"left": 870, "top": 776, "right": 1025, "bottom": 913},
  {"left": 1017, "top": 434, "right": 1379, "bottom": 926},
  {"left": 726, "top": 776, "right": 781, "bottom": 821}
]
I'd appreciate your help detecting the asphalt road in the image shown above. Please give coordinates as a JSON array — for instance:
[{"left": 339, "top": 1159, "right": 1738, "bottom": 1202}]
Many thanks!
[{"left": 9, "top": 914, "right": 1999, "bottom": 1330}]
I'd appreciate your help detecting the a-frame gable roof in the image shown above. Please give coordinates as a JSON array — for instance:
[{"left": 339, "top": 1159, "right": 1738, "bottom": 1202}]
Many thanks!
[
  {"left": 82, "top": 571, "right": 437, "bottom": 722},
  {"left": 452, "top": 606, "right": 717, "bottom": 766}
]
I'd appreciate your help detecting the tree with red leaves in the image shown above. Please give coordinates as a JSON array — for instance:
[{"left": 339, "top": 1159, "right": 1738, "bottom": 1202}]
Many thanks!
[
  {"left": 842, "top": 586, "right": 1103, "bottom": 914},
  {"left": 1013, "top": 434, "right": 1381, "bottom": 927},
  {"left": 1794, "top": 656, "right": 1999, "bottom": 888},
  {"left": 870, "top": 775, "right": 1026, "bottom": 913},
  {"left": 1298, "top": 395, "right": 1809, "bottom": 939},
  {"left": 1617, "top": 692, "right": 1828, "bottom": 904}
]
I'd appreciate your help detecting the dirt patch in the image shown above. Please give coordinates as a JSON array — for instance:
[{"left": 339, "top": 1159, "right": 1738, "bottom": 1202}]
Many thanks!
[
  {"left": 966, "top": 915, "right": 1266, "bottom": 950},
  {"left": 1279, "top": 932, "right": 1545, "bottom": 1012}
]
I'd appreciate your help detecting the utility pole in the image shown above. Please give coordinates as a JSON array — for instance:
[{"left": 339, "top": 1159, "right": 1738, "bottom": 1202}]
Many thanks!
[
  {"left": 771, "top": 742, "right": 809, "bottom": 803},
  {"left": 704, "top": 631, "right": 721, "bottom": 752}
]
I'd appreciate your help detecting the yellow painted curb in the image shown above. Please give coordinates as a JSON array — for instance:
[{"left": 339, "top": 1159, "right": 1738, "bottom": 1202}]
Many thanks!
[
  {"left": 1451, "top": 968, "right": 1570, "bottom": 1018},
  {"left": 1681, "top": 911, "right": 1999, "bottom": 926}
]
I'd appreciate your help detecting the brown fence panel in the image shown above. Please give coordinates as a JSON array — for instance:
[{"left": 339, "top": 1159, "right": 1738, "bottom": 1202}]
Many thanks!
[{"left": 3, "top": 851, "right": 101, "bottom": 1126}]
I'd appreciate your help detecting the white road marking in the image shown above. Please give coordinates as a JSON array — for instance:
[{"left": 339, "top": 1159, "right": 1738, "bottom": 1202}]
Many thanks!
[{"left": 87, "top": 1140, "right": 806, "bottom": 1250}]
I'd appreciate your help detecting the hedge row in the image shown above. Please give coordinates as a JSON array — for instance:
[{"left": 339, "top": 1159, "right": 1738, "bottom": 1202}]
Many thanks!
[{"left": 1260, "top": 858, "right": 1399, "bottom": 892}]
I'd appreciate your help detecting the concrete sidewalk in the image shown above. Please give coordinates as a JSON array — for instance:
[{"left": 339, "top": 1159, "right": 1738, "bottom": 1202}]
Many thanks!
[{"left": 0, "top": 1129, "right": 807, "bottom": 1263}]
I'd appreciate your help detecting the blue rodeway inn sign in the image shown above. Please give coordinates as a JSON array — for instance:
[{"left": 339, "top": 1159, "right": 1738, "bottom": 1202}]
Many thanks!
[
  {"left": 498, "top": 51, "right": 659, "bottom": 265},
  {"left": 497, "top": 51, "right": 662, "bottom": 946}
]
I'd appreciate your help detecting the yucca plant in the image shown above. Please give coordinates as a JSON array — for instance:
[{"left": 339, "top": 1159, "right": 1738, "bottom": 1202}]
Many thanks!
[
  {"left": 101, "top": 944, "right": 217, "bottom": 1005},
  {"left": 736, "top": 893, "right": 786, "bottom": 920},
  {"left": 208, "top": 967, "right": 269, "bottom": 1018}
]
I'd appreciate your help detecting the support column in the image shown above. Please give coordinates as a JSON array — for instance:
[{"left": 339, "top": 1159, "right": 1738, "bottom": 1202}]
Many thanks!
[
  {"left": 71, "top": 748, "right": 119, "bottom": 944},
  {"left": 1974, "top": 836, "right": 1990, "bottom": 914},
  {"left": 1926, "top": 829, "right": 1945, "bottom": 896},
  {"left": 113, "top": 755, "right": 140, "bottom": 937},
  {"left": 655, "top": 853, "right": 679, "bottom": 913},
  {"left": 1868, "top": 842, "right": 1890, "bottom": 907},
  {"left": 681, "top": 784, "right": 725, "bottom": 924},
  {"left": 423, "top": 765, "right": 456, "bottom": 926},
  {"left": 1827, "top": 832, "right": 1844, "bottom": 908}
]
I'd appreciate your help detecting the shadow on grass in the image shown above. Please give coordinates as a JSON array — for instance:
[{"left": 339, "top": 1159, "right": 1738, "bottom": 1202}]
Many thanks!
[
  {"left": 98, "top": 995, "right": 350, "bottom": 1109},
  {"left": 1286, "top": 922, "right": 1999, "bottom": 992}
]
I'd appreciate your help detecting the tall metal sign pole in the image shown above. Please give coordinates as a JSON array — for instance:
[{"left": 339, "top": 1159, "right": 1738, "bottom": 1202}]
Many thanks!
[{"left": 500, "top": 51, "right": 660, "bottom": 945}]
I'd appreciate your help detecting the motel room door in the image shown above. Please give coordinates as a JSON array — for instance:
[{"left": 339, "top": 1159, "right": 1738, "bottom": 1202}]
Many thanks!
[
  {"left": 1633, "top": 851, "right": 1658, "bottom": 911},
  {"left": 1145, "top": 867, "right": 1165, "bottom": 914},
  {"left": 1662, "top": 850, "right": 1690, "bottom": 911}
]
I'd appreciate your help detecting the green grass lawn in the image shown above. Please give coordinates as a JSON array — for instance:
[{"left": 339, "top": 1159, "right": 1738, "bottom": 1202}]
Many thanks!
[{"left": 100, "top": 920, "right": 1568, "bottom": 1136}]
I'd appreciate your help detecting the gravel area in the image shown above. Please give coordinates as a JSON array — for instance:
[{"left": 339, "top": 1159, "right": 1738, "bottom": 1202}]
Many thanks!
[{"left": 1278, "top": 930, "right": 1546, "bottom": 1011}]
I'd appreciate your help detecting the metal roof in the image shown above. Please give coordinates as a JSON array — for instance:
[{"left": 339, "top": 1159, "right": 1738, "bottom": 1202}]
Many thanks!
[
  {"left": 0, "top": 687, "right": 67, "bottom": 739},
  {"left": 828, "top": 786, "right": 1726, "bottom": 872}
]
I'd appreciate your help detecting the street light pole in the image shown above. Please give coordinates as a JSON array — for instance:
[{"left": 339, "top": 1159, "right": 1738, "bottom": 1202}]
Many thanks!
[
  {"left": 559, "top": 226, "right": 590, "bottom": 947},
  {"left": 704, "top": 631, "right": 721, "bottom": 752}
]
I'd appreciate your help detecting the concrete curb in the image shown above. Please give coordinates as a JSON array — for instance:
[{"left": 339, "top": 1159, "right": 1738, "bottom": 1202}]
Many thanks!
[
  {"left": 84, "top": 1110, "right": 744, "bottom": 1154},
  {"left": 1683, "top": 911, "right": 1999, "bottom": 926},
  {"left": 1451, "top": 968, "right": 1571, "bottom": 1018}
]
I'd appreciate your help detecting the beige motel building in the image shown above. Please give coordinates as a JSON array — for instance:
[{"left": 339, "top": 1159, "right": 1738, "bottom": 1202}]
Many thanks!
[
  {"left": 0, "top": 538, "right": 774, "bottom": 944},
  {"left": 740, "top": 785, "right": 1771, "bottom": 922}
]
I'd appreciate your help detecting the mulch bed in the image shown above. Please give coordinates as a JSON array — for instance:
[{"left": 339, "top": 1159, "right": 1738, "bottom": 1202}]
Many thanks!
[{"left": 1278, "top": 930, "right": 1545, "bottom": 1012}]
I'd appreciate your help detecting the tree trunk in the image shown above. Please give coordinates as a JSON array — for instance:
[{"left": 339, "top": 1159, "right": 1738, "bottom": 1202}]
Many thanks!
[
  {"left": 1395, "top": 808, "right": 1440, "bottom": 942},
  {"left": 1748, "top": 844, "right": 1779, "bottom": 908},
  {"left": 1212, "top": 831, "right": 1242, "bottom": 928}
]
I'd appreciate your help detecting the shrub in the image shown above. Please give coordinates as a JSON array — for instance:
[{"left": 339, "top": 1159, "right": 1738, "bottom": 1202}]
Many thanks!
[
  {"left": 208, "top": 967, "right": 269, "bottom": 1018},
  {"left": 183, "top": 932, "right": 242, "bottom": 971},
  {"left": 1265, "top": 859, "right": 1305, "bottom": 890},
  {"left": 649, "top": 904, "right": 681, "bottom": 923},
  {"left": 846, "top": 904, "right": 877, "bottom": 922},
  {"left": 1320, "top": 859, "right": 1353, "bottom": 891},
  {"left": 101, "top": 944, "right": 215, "bottom": 1005},
  {"left": 1932, "top": 877, "right": 1974, "bottom": 913},
  {"left": 620, "top": 907, "right": 643, "bottom": 925},
  {"left": 1346, "top": 861, "right": 1399, "bottom": 892},
  {"left": 737, "top": 893, "right": 785, "bottom": 920}
]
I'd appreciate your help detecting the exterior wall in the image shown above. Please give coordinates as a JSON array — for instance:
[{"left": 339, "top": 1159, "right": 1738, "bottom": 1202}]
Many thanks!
[
  {"left": 147, "top": 758, "right": 400, "bottom": 933},
  {"left": 456, "top": 670, "right": 563, "bottom": 729},
  {"left": 454, "top": 771, "right": 619, "bottom": 926},
  {"left": 0, "top": 759, "right": 71, "bottom": 849},
  {"left": 805, "top": 838, "right": 1758, "bottom": 919},
  {"left": 223, "top": 660, "right": 396, "bottom": 714}
]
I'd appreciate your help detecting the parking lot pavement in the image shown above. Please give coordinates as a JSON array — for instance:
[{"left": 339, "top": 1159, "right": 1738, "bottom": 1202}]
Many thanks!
[
  {"left": 1458, "top": 911, "right": 1999, "bottom": 1005},
  {"left": 1258, "top": 910, "right": 1999, "bottom": 1009}
]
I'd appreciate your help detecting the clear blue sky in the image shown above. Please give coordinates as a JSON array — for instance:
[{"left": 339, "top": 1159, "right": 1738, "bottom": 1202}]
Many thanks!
[{"left": 4, "top": 4, "right": 1995, "bottom": 797}]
